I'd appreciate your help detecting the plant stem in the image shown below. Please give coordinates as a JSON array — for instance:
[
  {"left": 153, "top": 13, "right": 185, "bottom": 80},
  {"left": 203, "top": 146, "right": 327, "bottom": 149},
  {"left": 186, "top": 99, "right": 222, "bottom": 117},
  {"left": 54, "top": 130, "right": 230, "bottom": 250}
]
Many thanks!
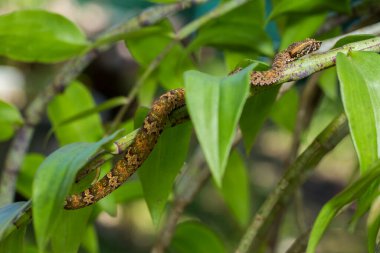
[
  {"left": 176, "top": 0, "right": 249, "bottom": 40},
  {"left": 108, "top": 0, "right": 252, "bottom": 132},
  {"left": 235, "top": 114, "right": 349, "bottom": 253},
  {"left": 280, "top": 36, "right": 380, "bottom": 84},
  {"left": 0, "top": 0, "right": 204, "bottom": 207}
]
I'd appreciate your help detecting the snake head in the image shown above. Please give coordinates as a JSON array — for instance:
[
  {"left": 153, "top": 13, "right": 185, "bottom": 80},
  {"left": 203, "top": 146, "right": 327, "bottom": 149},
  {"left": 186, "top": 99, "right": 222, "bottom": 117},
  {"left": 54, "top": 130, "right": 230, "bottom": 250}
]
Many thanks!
[{"left": 287, "top": 38, "right": 322, "bottom": 59}]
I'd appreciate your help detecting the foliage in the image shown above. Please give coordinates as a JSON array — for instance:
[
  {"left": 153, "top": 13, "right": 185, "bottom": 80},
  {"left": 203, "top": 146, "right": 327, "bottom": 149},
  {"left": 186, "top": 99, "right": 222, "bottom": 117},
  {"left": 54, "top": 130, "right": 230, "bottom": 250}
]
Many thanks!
[{"left": 0, "top": 0, "right": 379, "bottom": 253}]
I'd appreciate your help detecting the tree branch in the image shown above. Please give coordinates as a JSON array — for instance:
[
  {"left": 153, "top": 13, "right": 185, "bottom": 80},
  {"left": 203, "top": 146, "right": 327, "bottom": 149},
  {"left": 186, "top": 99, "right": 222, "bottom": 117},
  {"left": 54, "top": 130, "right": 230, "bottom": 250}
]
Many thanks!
[
  {"left": 235, "top": 114, "right": 349, "bottom": 253},
  {"left": 0, "top": 0, "right": 205, "bottom": 207}
]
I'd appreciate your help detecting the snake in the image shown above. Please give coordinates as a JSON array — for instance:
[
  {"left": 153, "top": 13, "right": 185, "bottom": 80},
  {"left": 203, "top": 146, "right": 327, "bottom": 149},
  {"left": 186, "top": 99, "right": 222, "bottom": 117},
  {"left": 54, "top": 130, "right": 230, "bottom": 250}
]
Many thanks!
[{"left": 64, "top": 38, "right": 321, "bottom": 209}]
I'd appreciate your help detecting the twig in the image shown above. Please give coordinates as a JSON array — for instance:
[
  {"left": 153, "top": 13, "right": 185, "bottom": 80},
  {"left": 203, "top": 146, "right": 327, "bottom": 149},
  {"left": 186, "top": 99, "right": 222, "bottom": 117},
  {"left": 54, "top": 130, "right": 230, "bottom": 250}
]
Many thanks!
[
  {"left": 235, "top": 114, "right": 349, "bottom": 253},
  {"left": 0, "top": 106, "right": 190, "bottom": 237},
  {"left": 175, "top": 0, "right": 250, "bottom": 40},
  {"left": 285, "top": 230, "right": 311, "bottom": 253},
  {"left": 151, "top": 147, "right": 210, "bottom": 253},
  {"left": 108, "top": 0, "right": 252, "bottom": 133},
  {"left": 107, "top": 41, "right": 176, "bottom": 133},
  {"left": 0, "top": 0, "right": 204, "bottom": 207},
  {"left": 280, "top": 36, "right": 380, "bottom": 85}
]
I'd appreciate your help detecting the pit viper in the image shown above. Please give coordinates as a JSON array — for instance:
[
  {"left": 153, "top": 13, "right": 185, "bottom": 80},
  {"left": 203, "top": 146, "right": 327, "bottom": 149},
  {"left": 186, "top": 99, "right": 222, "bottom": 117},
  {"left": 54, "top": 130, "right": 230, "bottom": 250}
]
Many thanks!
[{"left": 64, "top": 38, "right": 321, "bottom": 209}]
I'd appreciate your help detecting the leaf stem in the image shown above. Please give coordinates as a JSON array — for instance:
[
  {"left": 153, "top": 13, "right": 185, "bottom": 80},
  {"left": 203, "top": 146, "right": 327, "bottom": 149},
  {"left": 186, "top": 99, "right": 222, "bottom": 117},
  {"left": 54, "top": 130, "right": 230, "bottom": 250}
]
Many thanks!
[{"left": 235, "top": 114, "right": 349, "bottom": 253}]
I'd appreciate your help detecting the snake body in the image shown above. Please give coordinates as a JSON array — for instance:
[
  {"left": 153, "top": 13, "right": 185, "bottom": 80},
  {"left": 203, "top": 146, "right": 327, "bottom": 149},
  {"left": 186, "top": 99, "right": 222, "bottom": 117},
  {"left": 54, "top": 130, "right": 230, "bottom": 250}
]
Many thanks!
[{"left": 64, "top": 38, "right": 321, "bottom": 209}]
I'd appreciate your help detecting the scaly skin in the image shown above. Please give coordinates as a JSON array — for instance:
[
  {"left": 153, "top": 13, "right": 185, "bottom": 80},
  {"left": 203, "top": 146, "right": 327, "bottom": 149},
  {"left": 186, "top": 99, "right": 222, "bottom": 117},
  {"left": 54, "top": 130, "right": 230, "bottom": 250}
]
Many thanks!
[
  {"left": 64, "top": 38, "right": 321, "bottom": 209},
  {"left": 250, "top": 38, "right": 322, "bottom": 85}
]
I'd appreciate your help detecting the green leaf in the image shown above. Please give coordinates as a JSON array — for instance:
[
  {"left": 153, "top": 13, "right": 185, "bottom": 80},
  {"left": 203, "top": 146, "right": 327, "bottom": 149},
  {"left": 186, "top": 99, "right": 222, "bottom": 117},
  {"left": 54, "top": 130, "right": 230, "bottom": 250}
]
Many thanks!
[
  {"left": 81, "top": 225, "right": 99, "bottom": 253},
  {"left": 187, "top": 23, "right": 273, "bottom": 57},
  {"left": 169, "top": 221, "right": 226, "bottom": 253},
  {"left": 52, "top": 96, "right": 127, "bottom": 130},
  {"left": 48, "top": 81, "right": 104, "bottom": 145},
  {"left": 51, "top": 208, "right": 93, "bottom": 253},
  {"left": 279, "top": 13, "right": 326, "bottom": 50},
  {"left": 333, "top": 35, "right": 376, "bottom": 48},
  {"left": 270, "top": 87, "right": 299, "bottom": 132},
  {"left": 219, "top": 150, "right": 250, "bottom": 227},
  {"left": 187, "top": 0, "right": 272, "bottom": 56},
  {"left": 184, "top": 67, "right": 251, "bottom": 186},
  {"left": 0, "top": 201, "right": 29, "bottom": 240},
  {"left": 138, "top": 77, "right": 158, "bottom": 107},
  {"left": 307, "top": 160, "right": 380, "bottom": 253},
  {"left": 16, "top": 153, "right": 44, "bottom": 199},
  {"left": 32, "top": 132, "right": 119, "bottom": 250},
  {"left": 0, "top": 100, "right": 23, "bottom": 141},
  {"left": 337, "top": 52, "right": 380, "bottom": 172},
  {"left": 302, "top": 97, "right": 342, "bottom": 147},
  {"left": 139, "top": 122, "right": 192, "bottom": 225},
  {"left": 126, "top": 20, "right": 193, "bottom": 90},
  {"left": 319, "top": 67, "right": 338, "bottom": 100},
  {"left": 0, "top": 223, "right": 26, "bottom": 253},
  {"left": 367, "top": 196, "right": 380, "bottom": 253},
  {"left": 240, "top": 84, "right": 279, "bottom": 152},
  {"left": 0, "top": 10, "right": 89, "bottom": 62},
  {"left": 269, "top": 0, "right": 350, "bottom": 20},
  {"left": 113, "top": 180, "right": 144, "bottom": 204}
]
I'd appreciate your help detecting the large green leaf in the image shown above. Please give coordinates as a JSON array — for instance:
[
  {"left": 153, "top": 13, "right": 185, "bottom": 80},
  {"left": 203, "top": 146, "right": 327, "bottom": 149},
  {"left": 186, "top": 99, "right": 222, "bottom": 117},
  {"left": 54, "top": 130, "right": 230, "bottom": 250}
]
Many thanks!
[
  {"left": 48, "top": 81, "right": 104, "bottom": 145},
  {"left": 139, "top": 122, "right": 192, "bottom": 225},
  {"left": 333, "top": 35, "right": 376, "bottom": 48},
  {"left": 269, "top": 0, "right": 350, "bottom": 20},
  {"left": 0, "top": 100, "right": 23, "bottom": 141},
  {"left": 219, "top": 150, "right": 250, "bottom": 227},
  {"left": 279, "top": 13, "right": 326, "bottom": 50},
  {"left": 307, "top": 160, "right": 380, "bottom": 253},
  {"left": 270, "top": 87, "right": 299, "bottom": 132},
  {"left": 125, "top": 20, "right": 193, "bottom": 89},
  {"left": 187, "top": 23, "right": 273, "bottom": 57},
  {"left": 367, "top": 196, "right": 380, "bottom": 253},
  {"left": 0, "top": 201, "right": 29, "bottom": 240},
  {"left": 51, "top": 208, "right": 93, "bottom": 253},
  {"left": 81, "top": 225, "right": 99, "bottom": 253},
  {"left": 0, "top": 223, "right": 26, "bottom": 253},
  {"left": 319, "top": 67, "right": 338, "bottom": 101},
  {"left": 240, "top": 85, "right": 279, "bottom": 151},
  {"left": 169, "top": 221, "right": 226, "bottom": 253},
  {"left": 16, "top": 153, "right": 44, "bottom": 199},
  {"left": 113, "top": 180, "right": 144, "bottom": 204},
  {"left": 184, "top": 67, "right": 251, "bottom": 186},
  {"left": 0, "top": 10, "right": 89, "bottom": 62},
  {"left": 337, "top": 52, "right": 380, "bottom": 172},
  {"left": 187, "top": 0, "right": 272, "bottom": 56},
  {"left": 32, "top": 132, "right": 119, "bottom": 250}
]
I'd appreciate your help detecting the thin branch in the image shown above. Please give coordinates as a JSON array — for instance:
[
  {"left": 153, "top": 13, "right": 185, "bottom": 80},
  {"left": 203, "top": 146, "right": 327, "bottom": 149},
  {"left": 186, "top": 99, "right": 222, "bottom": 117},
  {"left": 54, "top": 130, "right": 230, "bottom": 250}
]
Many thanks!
[
  {"left": 107, "top": 41, "right": 176, "bottom": 133},
  {"left": 0, "top": 107, "right": 190, "bottom": 237},
  {"left": 4, "top": 29, "right": 380, "bottom": 242},
  {"left": 176, "top": 0, "right": 250, "bottom": 40},
  {"left": 0, "top": 0, "right": 204, "bottom": 207},
  {"left": 151, "top": 130, "right": 243, "bottom": 253},
  {"left": 108, "top": 0, "right": 252, "bottom": 132},
  {"left": 151, "top": 147, "right": 210, "bottom": 253},
  {"left": 235, "top": 114, "right": 349, "bottom": 253},
  {"left": 285, "top": 230, "right": 311, "bottom": 253},
  {"left": 281, "top": 36, "right": 380, "bottom": 85}
]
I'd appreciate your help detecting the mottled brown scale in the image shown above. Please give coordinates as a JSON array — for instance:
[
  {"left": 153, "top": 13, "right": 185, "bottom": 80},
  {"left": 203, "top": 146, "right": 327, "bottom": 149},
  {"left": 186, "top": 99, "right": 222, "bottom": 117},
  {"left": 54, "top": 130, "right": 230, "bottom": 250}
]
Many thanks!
[
  {"left": 64, "top": 39, "right": 322, "bottom": 210},
  {"left": 250, "top": 38, "right": 321, "bottom": 86},
  {"left": 64, "top": 88, "right": 186, "bottom": 209}
]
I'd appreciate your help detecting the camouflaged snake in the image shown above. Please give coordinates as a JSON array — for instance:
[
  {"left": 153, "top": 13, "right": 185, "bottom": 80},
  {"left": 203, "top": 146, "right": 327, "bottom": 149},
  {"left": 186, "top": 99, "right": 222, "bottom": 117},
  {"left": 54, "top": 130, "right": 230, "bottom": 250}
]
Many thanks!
[{"left": 64, "top": 38, "right": 321, "bottom": 209}]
